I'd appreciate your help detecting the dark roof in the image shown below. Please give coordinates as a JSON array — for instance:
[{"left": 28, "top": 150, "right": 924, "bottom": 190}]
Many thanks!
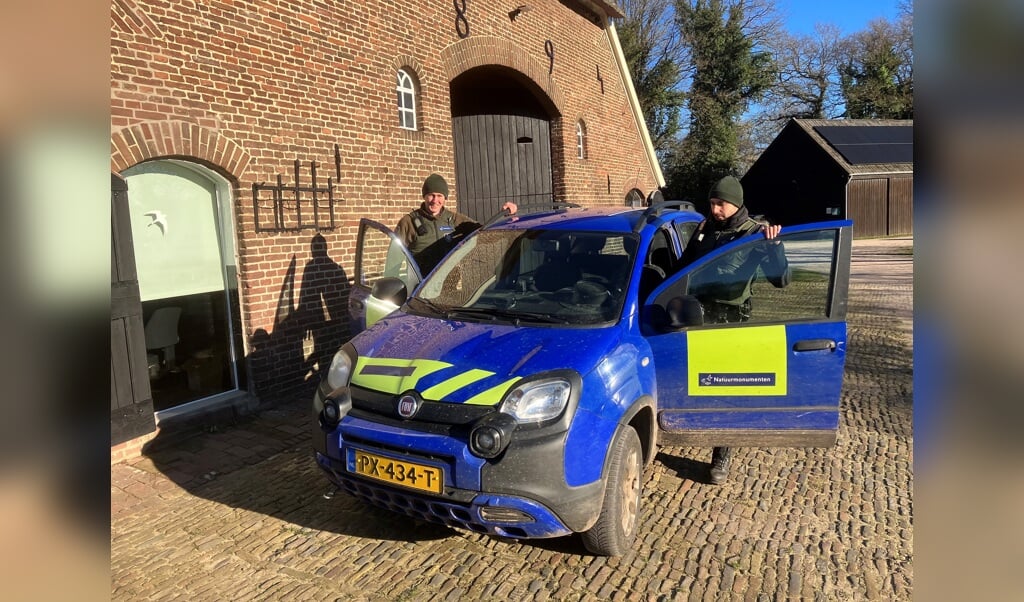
[
  {"left": 791, "top": 119, "right": 913, "bottom": 176},
  {"left": 568, "top": 0, "right": 625, "bottom": 19}
]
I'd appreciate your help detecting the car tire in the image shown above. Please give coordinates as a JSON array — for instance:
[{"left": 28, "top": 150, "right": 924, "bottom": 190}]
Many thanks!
[{"left": 582, "top": 426, "right": 642, "bottom": 556}]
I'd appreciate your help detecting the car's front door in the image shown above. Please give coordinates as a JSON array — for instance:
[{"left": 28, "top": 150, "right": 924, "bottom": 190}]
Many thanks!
[
  {"left": 348, "top": 219, "right": 422, "bottom": 334},
  {"left": 644, "top": 221, "right": 853, "bottom": 447}
]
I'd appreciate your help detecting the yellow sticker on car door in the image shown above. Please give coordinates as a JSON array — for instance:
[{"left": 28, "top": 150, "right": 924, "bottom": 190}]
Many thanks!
[{"left": 687, "top": 325, "right": 787, "bottom": 396}]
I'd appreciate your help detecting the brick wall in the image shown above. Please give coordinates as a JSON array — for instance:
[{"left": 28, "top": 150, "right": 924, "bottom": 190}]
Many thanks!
[{"left": 111, "top": 0, "right": 660, "bottom": 405}]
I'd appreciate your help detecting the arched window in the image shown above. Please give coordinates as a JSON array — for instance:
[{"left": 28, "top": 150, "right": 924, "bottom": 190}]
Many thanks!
[
  {"left": 396, "top": 69, "right": 418, "bottom": 130},
  {"left": 575, "top": 120, "right": 587, "bottom": 159},
  {"left": 625, "top": 188, "right": 644, "bottom": 207}
]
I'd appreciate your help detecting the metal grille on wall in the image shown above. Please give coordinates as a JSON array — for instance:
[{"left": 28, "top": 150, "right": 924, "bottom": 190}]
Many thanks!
[{"left": 252, "top": 146, "right": 341, "bottom": 232}]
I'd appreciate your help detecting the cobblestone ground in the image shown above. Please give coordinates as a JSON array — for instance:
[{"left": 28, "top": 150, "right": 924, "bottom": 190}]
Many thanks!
[{"left": 111, "top": 238, "right": 913, "bottom": 601}]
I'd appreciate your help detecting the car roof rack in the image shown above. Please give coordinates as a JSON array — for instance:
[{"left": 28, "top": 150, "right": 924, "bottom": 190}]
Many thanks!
[
  {"left": 633, "top": 200, "right": 697, "bottom": 233},
  {"left": 482, "top": 201, "right": 582, "bottom": 228}
]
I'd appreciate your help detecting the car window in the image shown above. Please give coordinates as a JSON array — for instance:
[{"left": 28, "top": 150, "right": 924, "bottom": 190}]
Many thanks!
[
  {"left": 415, "top": 229, "right": 638, "bottom": 326},
  {"left": 359, "top": 223, "right": 419, "bottom": 292},
  {"left": 673, "top": 221, "right": 697, "bottom": 255},
  {"left": 655, "top": 229, "right": 839, "bottom": 327},
  {"left": 683, "top": 229, "right": 838, "bottom": 324},
  {"left": 645, "top": 229, "right": 674, "bottom": 273}
]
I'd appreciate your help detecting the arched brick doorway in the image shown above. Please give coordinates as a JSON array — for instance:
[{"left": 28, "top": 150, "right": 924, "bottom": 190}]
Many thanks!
[{"left": 449, "top": 65, "right": 561, "bottom": 222}]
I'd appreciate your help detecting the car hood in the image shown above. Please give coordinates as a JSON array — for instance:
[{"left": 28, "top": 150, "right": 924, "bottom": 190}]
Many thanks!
[{"left": 349, "top": 311, "right": 618, "bottom": 405}]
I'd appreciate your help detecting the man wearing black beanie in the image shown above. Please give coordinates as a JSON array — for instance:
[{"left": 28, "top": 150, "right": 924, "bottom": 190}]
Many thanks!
[
  {"left": 680, "top": 175, "right": 790, "bottom": 485},
  {"left": 396, "top": 173, "right": 517, "bottom": 274}
]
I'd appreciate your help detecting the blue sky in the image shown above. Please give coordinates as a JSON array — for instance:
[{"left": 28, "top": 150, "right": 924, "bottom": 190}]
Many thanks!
[{"left": 779, "top": 0, "right": 902, "bottom": 36}]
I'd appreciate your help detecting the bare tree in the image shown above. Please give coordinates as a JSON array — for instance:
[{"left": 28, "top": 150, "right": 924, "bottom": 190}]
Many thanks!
[{"left": 769, "top": 24, "right": 846, "bottom": 120}]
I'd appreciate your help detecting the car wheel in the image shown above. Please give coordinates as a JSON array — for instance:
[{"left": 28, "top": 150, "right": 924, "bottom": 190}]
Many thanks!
[{"left": 582, "top": 426, "right": 642, "bottom": 556}]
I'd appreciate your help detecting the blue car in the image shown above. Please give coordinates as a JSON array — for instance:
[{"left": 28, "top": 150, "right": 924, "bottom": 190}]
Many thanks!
[{"left": 313, "top": 202, "right": 852, "bottom": 556}]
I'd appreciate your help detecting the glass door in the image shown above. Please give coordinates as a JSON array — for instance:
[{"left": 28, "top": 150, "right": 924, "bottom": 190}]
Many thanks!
[{"left": 125, "top": 160, "right": 245, "bottom": 413}]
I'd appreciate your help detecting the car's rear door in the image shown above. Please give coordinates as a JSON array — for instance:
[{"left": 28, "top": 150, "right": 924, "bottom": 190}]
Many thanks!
[
  {"left": 348, "top": 219, "right": 422, "bottom": 334},
  {"left": 644, "top": 221, "right": 853, "bottom": 447}
]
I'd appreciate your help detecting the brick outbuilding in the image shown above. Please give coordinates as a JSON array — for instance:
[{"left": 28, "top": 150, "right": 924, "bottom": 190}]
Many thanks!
[{"left": 110, "top": 0, "right": 663, "bottom": 460}]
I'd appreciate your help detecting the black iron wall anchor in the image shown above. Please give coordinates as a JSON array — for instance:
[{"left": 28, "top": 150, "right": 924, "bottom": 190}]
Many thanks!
[
  {"left": 334, "top": 143, "right": 342, "bottom": 181},
  {"left": 597, "top": 64, "right": 604, "bottom": 94},
  {"left": 453, "top": 0, "right": 469, "bottom": 39},
  {"left": 252, "top": 158, "right": 338, "bottom": 233},
  {"left": 545, "top": 40, "right": 554, "bottom": 74}
]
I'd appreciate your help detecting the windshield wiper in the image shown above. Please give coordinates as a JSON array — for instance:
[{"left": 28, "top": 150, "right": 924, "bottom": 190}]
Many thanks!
[
  {"left": 445, "top": 306, "right": 569, "bottom": 326},
  {"left": 408, "top": 296, "right": 449, "bottom": 317},
  {"left": 444, "top": 306, "right": 501, "bottom": 322},
  {"left": 510, "top": 311, "right": 569, "bottom": 324}
]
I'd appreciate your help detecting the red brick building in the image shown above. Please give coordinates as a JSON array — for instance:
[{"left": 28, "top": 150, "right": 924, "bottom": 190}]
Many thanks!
[{"left": 110, "top": 0, "right": 663, "bottom": 460}]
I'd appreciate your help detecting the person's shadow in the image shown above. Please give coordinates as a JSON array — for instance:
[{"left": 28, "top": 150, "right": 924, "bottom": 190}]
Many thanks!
[
  {"left": 135, "top": 233, "right": 458, "bottom": 544},
  {"left": 297, "top": 233, "right": 350, "bottom": 387}
]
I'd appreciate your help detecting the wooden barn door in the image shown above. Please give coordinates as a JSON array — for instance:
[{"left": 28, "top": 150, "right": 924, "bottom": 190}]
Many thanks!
[
  {"left": 848, "top": 178, "right": 888, "bottom": 238},
  {"left": 111, "top": 173, "right": 156, "bottom": 446},
  {"left": 452, "top": 114, "right": 553, "bottom": 222},
  {"left": 888, "top": 176, "right": 914, "bottom": 236}
]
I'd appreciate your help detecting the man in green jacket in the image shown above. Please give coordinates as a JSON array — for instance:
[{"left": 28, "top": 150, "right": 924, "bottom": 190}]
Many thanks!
[
  {"left": 396, "top": 173, "right": 516, "bottom": 274},
  {"left": 681, "top": 175, "right": 790, "bottom": 484}
]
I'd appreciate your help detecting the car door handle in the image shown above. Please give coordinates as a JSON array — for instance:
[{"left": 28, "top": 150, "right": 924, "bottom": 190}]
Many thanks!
[{"left": 793, "top": 339, "right": 836, "bottom": 352}]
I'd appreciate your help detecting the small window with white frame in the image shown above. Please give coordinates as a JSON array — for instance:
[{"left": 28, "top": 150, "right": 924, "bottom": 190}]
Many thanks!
[
  {"left": 396, "top": 69, "right": 418, "bottom": 130},
  {"left": 576, "top": 120, "right": 587, "bottom": 159}
]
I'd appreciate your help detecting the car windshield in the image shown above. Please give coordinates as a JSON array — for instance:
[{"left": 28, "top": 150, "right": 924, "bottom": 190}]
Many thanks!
[{"left": 412, "top": 228, "right": 638, "bottom": 326}]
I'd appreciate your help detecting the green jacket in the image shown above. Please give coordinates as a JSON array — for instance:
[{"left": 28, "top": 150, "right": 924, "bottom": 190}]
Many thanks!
[
  {"left": 395, "top": 204, "right": 477, "bottom": 274},
  {"left": 681, "top": 208, "right": 789, "bottom": 307}
]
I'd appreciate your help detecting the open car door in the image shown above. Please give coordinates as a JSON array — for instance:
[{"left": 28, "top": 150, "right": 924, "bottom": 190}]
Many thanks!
[
  {"left": 644, "top": 220, "right": 853, "bottom": 447},
  {"left": 348, "top": 218, "right": 423, "bottom": 334}
]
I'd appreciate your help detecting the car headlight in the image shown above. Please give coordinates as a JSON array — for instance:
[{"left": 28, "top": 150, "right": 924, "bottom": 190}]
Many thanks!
[
  {"left": 500, "top": 378, "right": 572, "bottom": 423},
  {"left": 326, "top": 347, "right": 355, "bottom": 390}
]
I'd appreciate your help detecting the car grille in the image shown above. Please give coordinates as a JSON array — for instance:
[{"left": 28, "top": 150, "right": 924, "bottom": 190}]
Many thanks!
[{"left": 350, "top": 385, "right": 496, "bottom": 426}]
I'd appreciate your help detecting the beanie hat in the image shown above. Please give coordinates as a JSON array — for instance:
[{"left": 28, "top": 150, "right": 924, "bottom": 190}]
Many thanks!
[
  {"left": 709, "top": 175, "right": 744, "bottom": 208},
  {"left": 422, "top": 173, "right": 449, "bottom": 198}
]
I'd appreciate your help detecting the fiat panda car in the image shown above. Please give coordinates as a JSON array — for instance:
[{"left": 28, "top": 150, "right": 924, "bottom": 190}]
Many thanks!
[{"left": 312, "top": 202, "right": 852, "bottom": 556}]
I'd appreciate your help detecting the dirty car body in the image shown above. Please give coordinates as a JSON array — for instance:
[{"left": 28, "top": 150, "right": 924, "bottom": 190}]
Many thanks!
[{"left": 313, "top": 203, "right": 852, "bottom": 555}]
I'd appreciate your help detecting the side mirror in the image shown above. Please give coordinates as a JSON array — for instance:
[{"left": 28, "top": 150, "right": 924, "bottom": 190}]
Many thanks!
[
  {"left": 370, "top": 277, "right": 408, "bottom": 306},
  {"left": 664, "top": 295, "right": 703, "bottom": 330}
]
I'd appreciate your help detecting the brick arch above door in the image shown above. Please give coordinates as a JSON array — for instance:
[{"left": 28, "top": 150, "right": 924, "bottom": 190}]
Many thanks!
[
  {"left": 111, "top": 120, "right": 252, "bottom": 182},
  {"left": 440, "top": 36, "right": 565, "bottom": 116}
]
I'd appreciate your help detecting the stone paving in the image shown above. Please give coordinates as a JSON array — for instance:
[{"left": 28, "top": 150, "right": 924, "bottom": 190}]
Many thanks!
[{"left": 111, "top": 237, "right": 913, "bottom": 601}]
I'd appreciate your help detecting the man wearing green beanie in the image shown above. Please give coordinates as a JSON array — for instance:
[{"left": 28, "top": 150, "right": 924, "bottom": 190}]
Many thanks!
[
  {"left": 680, "top": 174, "right": 789, "bottom": 485},
  {"left": 396, "top": 173, "right": 517, "bottom": 274}
]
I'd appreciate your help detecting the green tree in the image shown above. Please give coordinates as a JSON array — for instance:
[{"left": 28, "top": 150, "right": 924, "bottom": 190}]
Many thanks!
[
  {"left": 616, "top": 0, "right": 687, "bottom": 155},
  {"left": 667, "top": 0, "right": 776, "bottom": 206},
  {"left": 840, "top": 16, "right": 913, "bottom": 119}
]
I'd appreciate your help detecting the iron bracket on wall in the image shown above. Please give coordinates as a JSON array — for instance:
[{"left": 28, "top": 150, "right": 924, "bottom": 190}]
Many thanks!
[
  {"left": 252, "top": 159, "right": 337, "bottom": 233},
  {"left": 454, "top": 0, "right": 469, "bottom": 38}
]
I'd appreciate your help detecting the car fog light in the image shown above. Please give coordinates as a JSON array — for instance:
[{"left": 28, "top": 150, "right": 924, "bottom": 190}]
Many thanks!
[
  {"left": 472, "top": 427, "right": 500, "bottom": 455},
  {"left": 322, "top": 398, "right": 341, "bottom": 427},
  {"left": 469, "top": 412, "right": 517, "bottom": 459}
]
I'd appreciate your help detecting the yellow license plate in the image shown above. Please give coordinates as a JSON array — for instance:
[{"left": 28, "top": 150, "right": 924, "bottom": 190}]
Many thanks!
[{"left": 350, "top": 449, "right": 444, "bottom": 494}]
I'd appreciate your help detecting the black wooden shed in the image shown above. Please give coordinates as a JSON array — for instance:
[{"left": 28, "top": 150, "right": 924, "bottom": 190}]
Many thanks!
[{"left": 742, "top": 119, "right": 913, "bottom": 238}]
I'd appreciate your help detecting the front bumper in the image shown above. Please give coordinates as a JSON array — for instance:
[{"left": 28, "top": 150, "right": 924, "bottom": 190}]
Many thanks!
[
  {"left": 315, "top": 451, "right": 572, "bottom": 539},
  {"left": 313, "top": 384, "right": 603, "bottom": 538}
]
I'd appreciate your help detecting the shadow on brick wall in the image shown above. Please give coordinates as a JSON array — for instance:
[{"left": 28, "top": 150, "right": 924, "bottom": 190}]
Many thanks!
[{"left": 132, "top": 233, "right": 464, "bottom": 544}]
